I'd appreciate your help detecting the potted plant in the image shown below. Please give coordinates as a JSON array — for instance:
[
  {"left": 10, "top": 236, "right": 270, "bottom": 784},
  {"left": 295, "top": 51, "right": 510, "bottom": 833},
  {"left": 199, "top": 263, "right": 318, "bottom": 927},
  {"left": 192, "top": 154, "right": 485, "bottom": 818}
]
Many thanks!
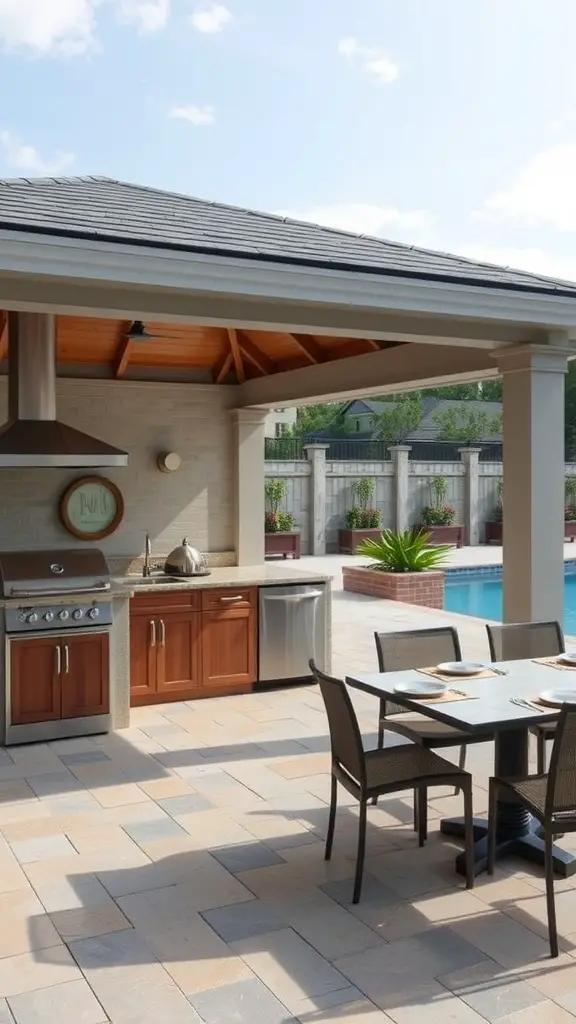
[
  {"left": 419, "top": 476, "right": 464, "bottom": 547},
  {"left": 342, "top": 528, "right": 449, "bottom": 608},
  {"left": 264, "top": 479, "right": 300, "bottom": 559},
  {"left": 485, "top": 479, "right": 503, "bottom": 544},
  {"left": 338, "top": 478, "right": 383, "bottom": 554}
]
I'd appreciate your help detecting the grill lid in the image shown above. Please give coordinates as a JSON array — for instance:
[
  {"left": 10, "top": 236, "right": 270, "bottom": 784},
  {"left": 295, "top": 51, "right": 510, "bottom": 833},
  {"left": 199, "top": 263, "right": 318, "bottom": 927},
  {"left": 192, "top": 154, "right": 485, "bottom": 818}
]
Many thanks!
[{"left": 0, "top": 548, "right": 110, "bottom": 598}]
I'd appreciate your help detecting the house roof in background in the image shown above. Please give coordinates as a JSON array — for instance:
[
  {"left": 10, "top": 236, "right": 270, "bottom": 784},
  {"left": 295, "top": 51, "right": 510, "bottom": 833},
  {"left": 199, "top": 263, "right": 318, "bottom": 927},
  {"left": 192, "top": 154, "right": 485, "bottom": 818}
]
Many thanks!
[
  {"left": 1, "top": 175, "right": 576, "bottom": 295},
  {"left": 343, "top": 397, "right": 503, "bottom": 442}
]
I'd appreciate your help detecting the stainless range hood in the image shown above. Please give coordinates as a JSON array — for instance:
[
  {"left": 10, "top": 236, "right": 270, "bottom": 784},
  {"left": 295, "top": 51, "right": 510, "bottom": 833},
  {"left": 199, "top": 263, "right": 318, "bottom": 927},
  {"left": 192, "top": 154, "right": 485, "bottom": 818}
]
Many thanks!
[{"left": 0, "top": 313, "right": 128, "bottom": 468}]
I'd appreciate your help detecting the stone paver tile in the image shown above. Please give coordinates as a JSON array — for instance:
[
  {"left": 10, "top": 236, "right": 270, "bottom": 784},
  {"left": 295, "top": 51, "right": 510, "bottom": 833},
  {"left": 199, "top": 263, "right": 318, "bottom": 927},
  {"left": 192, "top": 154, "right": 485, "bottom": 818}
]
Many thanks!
[
  {"left": 0, "top": 890, "right": 60, "bottom": 958},
  {"left": 0, "top": 1001, "right": 13, "bottom": 1024},
  {"left": 103, "top": 853, "right": 253, "bottom": 910},
  {"left": 511, "top": 953, "right": 576, "bottom": 996},
  {"left": 122, "top": 816, "right": 188, "bottom": 845},
  {"left": 231, "top": 928, "right": 348, "bottom": 1013},
  {"left": 439, "top": 961, "right": 548, "bottom": 1022},
  {"left": 51, "top": 902, "right": 132, "bottom": 942},
  {"left": 271, "top": 754, "right": 330, "bottom": 780},
  {"left": 10, "top": 833, "right": 77, "bottom": 865},
  {"left": 376, "top": 987, "right": 488, "bottom": 1023},
  {"left": 0, "top": 802, "right": 51, "bottom": 827},
  {"left": 70, "top": 930, "right": 202, "bottom": 1022},
  {"left": 0, "top": 781, "right": 36, "bottom": 805},
  {"left": 117, "top": 885, "right": 253, "bottom": 993},
  {"left": 26, "top": 771, "right": 84, "bottom": 799},
  {"left": 188, "top": 978, "right": 295, "bottom": 1024},
  {"left": 500, "top": 1003, "right": 576, "bottom": 1023},
  {"left": 295, "top": 999, "right": 394, "bottom": 1023},
  {"left": 7, "top": 979, "right": 108, "bottom": 1024},
  {"left": 43, "top": 792, "right": 103, "bottom": 817},
  {"left": 210, "top": 842, "right": 284, "bottom": 874},
  {"left": 157, "top": 794, "right": 213, "bottom": 816},
  {"left": 138, "top": 777, "right": 196, "bottom": 799},
  {"left": 60, "top": 750, "right": 111, "bottom": 766},
  {"left": 269, "top": 889, "right": 384, "bottom": 961},
  {"left": 0, "top": 947, "right": 82, "bottom": 999},
  {"left": 450, "top": 908, "right": 552, "bottom": 968},
  {"left": 0, "top": 818, "right": 65, "bottom": 843},
  {"left": 203, "top": 899, "right": 287, "bottom": 943},
  {"left": 90, "top": 783, "right": 152, "bottom": 808}
]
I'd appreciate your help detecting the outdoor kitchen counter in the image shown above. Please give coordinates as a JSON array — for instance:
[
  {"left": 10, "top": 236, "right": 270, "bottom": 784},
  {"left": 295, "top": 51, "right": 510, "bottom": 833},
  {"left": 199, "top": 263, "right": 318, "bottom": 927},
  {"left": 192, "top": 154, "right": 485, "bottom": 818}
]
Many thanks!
[{"left": 113, "top": 564, "right": 332, "bottom": 594}]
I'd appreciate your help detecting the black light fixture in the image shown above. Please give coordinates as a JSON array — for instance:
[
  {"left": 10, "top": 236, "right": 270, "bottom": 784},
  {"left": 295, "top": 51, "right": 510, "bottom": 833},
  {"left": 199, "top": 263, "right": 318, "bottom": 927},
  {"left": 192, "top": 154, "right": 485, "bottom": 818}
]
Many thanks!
[{"left": 124, "top": 320, "right": 159, "bottom": 341}]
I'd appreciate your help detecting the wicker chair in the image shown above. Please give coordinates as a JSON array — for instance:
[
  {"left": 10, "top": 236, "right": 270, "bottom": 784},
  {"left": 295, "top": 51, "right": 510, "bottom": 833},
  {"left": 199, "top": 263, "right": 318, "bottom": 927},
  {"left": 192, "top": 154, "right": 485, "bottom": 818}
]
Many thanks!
[
  {"left": 487, "top": 706, "right": 576, "bottom": 958},
  {"left": 486, "top": 621, "right": 565, "bottom": 774},
  {"left": 310, "top": 659, "right": 474, "bottom": 903}
]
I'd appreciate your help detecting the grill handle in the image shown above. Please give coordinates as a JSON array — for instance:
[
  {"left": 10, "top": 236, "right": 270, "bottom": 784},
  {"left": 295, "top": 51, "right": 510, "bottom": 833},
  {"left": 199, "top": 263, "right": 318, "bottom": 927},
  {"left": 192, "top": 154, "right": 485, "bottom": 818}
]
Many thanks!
[{"left": 9, "top": 583, "right": 111, "bottom": 599}]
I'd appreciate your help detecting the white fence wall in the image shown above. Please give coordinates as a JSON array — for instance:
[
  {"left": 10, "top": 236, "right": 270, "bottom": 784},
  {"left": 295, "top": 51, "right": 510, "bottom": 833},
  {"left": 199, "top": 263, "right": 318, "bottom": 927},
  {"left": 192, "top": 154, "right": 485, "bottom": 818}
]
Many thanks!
[
  {"left": 408, "top": 462, "right": 465, "bottom": 528},
  {"left": 326, "top": 462, "right": 395, "bottom": 550}
]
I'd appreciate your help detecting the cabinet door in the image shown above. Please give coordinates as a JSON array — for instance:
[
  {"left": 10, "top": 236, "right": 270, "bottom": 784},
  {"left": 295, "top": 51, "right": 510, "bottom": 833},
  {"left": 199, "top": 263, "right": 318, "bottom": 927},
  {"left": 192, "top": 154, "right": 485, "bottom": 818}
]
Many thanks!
[
  {"left": 201, "top": 606, "right": 256, "bottom": 689},
  {"left": 130, "top": 613, "right": 157, "bottom": 705},
  {"left": 10, "top": 637, "right": 61, "bottom": 725},
  {"left": 61, "top": 632, "right": 110, "bottom": 719},
  {"left": 156, "top": 612, "right": 201, "bottom": 699}
]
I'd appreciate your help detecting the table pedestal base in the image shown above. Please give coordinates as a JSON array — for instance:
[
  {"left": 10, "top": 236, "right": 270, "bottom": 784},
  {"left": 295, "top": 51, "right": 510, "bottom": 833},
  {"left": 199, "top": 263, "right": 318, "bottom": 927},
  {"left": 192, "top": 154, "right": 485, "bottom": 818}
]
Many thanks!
[{"left": 441, "top": 815, "right": 576, "bottom": 878}]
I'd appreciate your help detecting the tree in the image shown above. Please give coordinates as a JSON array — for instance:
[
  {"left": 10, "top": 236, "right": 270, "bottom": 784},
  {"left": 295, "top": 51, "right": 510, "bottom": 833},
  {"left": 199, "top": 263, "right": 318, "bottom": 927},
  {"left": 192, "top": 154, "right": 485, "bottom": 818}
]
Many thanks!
[
  {"left": 372, "top": 394, "right": 423, "bottom": 445},
  {"left": 433, "top": 404, "right": 502, "bottom": 445},
  {"left": 288, "top": 403, "right": 350, "bottom": 438}
]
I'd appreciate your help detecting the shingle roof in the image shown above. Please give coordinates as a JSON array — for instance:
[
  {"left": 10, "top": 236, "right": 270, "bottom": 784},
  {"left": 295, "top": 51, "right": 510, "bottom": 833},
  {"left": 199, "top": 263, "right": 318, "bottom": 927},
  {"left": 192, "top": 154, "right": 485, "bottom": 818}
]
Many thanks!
[
  {"left": 1, "top": 175, "right": 575, "bottom": 296},
  {"left": 344, "top": 397, "right": 503, "bottom": 442}
]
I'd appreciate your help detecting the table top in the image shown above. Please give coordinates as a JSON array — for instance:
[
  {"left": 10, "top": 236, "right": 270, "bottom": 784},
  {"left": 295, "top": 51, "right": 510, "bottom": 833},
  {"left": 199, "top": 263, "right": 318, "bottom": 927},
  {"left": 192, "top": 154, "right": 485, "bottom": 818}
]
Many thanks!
[{"left": 346, "top": 659, "right": 576, "bottom": 734}]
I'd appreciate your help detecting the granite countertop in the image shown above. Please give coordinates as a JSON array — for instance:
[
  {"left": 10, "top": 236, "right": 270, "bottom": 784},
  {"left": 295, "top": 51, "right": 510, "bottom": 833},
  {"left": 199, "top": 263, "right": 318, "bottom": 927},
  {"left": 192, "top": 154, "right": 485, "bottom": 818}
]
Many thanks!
[{"left": 115, "top": 564, "right": 332, "bottom": 595}]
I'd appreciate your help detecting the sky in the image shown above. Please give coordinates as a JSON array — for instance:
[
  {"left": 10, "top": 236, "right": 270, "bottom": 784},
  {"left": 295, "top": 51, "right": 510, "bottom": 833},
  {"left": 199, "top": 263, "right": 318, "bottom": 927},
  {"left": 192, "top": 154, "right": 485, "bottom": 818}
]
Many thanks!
[{"left": 1, "top": 0, "right": 576, "bottom": 281}]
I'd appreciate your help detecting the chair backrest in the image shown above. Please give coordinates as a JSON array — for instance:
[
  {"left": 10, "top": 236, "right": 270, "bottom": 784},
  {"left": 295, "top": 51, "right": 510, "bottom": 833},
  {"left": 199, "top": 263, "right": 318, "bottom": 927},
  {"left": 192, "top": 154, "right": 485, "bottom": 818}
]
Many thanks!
[
  {"left": 374, "top": 627, "right": 462, "bottom": 717},
  {"left": 309, "top": 659, "right": 366, "bottom": 784},
  {"left": 546, "top": 706, "right": 576, "bottom": 819},
  {"left": 486, "top": 621, "right": 564, "bottom": 662}
]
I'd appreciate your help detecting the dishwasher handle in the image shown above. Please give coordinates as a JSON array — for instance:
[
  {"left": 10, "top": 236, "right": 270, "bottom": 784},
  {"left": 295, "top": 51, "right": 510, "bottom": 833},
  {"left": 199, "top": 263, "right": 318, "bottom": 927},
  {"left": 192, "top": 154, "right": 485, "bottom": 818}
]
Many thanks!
[{"left": 260, "top": 590, "right": 323, "bottom": 602}]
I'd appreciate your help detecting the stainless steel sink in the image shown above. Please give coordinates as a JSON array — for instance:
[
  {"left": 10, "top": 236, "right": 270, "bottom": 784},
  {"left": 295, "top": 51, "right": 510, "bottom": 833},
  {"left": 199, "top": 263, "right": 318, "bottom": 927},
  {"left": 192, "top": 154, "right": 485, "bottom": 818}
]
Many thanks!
[{"left": 128, "top": 576, "right": 184, "bottom": 586}]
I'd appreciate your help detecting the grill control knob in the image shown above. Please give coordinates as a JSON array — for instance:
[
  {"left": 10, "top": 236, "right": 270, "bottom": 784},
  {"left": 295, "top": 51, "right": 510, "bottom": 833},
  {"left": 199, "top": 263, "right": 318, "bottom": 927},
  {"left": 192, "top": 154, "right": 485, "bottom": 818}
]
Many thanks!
[
  {"left": 26, "top": 612, "right": 38, "bottom": 624},
  {"left": 44, "top": 611, "right": 54, "bottom": 622},
  {"left": 72, "top": 609, "right": 83, "bottom": 621},
  {"left": 58, "top": 610, "right": 69, "bottom": 621},
  {"left": 87, "top": 607, "right": 99, "bottom": 620}
]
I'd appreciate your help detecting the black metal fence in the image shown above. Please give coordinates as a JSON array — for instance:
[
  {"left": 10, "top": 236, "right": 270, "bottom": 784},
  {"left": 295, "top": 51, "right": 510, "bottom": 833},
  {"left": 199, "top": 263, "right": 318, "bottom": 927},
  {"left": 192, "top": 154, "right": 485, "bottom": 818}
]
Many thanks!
[{"left": 265, "top": 437, "right": 503, "bottom": 462}]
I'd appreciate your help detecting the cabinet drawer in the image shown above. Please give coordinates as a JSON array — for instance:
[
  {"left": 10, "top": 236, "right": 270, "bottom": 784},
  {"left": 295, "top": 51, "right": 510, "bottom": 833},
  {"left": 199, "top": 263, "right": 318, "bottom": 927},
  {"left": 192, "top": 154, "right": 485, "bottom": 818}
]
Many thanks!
[
  {"left": 201, "top": 587, "right": 256, "bottom": 611},
  {"left": 130, "top": 590, "right": 201, "bottom": 613}
]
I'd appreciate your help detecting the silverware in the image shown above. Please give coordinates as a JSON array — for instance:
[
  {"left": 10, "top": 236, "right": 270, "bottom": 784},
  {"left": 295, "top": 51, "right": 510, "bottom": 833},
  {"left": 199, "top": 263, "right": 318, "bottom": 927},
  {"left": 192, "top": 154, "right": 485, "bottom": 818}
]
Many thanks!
[
  {"left": 492, "top": 667, "right": 509, "bottom": 676},
  {"left": 509, "top": 696, "right": 545, "bottom": 713},
  {"left": 448, "top": 688, "right": 469, "bottom": 697}
]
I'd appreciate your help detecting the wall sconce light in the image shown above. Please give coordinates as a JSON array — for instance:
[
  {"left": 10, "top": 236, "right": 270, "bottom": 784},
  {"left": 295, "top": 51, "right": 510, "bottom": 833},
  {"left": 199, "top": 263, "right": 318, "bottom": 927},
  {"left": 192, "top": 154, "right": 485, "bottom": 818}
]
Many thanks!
[{"left": 157, "top": 452, "right": 182, "bottom": 473}]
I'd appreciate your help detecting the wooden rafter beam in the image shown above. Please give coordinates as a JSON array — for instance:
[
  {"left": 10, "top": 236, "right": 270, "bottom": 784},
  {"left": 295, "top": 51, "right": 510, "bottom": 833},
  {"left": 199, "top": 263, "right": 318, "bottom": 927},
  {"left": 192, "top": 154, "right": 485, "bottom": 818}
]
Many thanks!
[
  {"left": 114, "top": 323, "right": 133, "bottom": 378},
  {"left": 289, "top": 333, "right": 326, "bottom": 365},
  {"left": 213, "top": 350, "right": 233, "bottom": 384},
  {"left": 0, "top": 312, "right": 7, "bottom": 362},
  {"left": 236, "top": 331, "right": 275, "bottom": 376},
  {"left": 227, "top": 328, "right": 245, "bottom": 383}
]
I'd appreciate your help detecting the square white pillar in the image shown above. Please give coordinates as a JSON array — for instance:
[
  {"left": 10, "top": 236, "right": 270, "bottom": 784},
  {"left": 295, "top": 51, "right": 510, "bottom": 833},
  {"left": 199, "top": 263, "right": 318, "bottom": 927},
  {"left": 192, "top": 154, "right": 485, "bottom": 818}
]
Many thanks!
[
  {"left": 388, "top": 445, "right": 411, "bottom": 532},
  {"left": 498, "top": 347, "right": 568, "bottom": 623},
  {"left": 304, "top": 444, "right": 330, "bottom": 555},
  {"left": 230, "top": 407, "right": 269, "bottom": 566}
]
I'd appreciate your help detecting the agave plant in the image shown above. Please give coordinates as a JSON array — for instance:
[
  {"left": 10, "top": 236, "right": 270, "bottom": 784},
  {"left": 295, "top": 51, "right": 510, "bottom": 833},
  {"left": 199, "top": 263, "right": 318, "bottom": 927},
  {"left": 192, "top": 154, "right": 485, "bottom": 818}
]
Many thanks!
[{"left": 356, "top": 528, "right": 450, "bottom": 573}]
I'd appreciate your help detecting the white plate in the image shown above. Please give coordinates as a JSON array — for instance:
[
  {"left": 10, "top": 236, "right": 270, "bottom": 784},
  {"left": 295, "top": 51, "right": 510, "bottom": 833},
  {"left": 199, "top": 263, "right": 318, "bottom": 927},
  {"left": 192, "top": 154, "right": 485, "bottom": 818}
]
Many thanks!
[
  {"left": 436, "top": 662, "right": 486, "bottom": 676},
  {"left": 539, "top": 688, "right": 576, "bottom": 707},
  {"left": 557, "top": 652, "right": 576, "bottom": 666},
  {"left": 394, "top": 680, "right": 447, "bottom": 698}
]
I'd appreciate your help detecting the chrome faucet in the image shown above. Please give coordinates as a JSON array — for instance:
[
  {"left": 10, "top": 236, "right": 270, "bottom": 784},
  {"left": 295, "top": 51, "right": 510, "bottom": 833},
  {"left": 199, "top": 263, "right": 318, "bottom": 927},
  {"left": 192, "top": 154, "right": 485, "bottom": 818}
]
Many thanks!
[{"left": 143, "top": 533, "right": 153, "bottom": 577}]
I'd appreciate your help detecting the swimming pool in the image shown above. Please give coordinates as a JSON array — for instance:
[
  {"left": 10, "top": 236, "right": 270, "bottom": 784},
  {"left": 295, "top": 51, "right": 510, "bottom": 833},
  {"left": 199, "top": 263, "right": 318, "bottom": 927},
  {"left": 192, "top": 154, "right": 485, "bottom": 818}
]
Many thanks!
[{"left": 444, "top": 563, "right": 576, "bottom": 634}]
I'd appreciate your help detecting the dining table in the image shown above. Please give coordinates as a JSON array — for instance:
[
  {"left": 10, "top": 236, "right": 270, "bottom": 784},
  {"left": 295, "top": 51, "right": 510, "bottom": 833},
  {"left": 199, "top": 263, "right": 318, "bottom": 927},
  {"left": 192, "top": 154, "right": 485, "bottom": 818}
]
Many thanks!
[{"left": 346, "top": 658, "right": 576, "bottom": 879}]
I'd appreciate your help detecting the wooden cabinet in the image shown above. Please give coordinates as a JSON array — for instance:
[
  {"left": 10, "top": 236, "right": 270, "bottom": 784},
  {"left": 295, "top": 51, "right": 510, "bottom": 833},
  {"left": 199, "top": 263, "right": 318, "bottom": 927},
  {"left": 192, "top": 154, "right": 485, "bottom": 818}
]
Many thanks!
[
  {"left": 130, "top": 586, "right": 256, "bottom": 705},
  {"left": 10, "top": 632, "right": 110, "bottom": 726}
]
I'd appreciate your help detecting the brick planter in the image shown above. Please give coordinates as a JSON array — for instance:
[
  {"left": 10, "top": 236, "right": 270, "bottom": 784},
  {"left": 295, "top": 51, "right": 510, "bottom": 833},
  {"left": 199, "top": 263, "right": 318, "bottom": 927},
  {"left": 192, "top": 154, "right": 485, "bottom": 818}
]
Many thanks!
[
  {"left": 264, "top": 531, "right": 301, "bottom": 559},
  {"left": 420, "top": 524, "right": 464, "bottom": 548},
  {"left": 343, "top": 566, "right": 444, "bottom": 609},
  {"left": 338, "top": 527, "right": 382, "bottom": 554}
]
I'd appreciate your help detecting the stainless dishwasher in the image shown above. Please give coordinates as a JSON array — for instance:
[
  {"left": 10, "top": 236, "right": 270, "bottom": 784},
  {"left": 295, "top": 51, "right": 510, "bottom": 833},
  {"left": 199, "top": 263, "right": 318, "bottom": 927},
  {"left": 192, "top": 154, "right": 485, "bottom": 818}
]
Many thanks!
[{"left": 258, "top": 583, "right": 327, "bottom": 682}]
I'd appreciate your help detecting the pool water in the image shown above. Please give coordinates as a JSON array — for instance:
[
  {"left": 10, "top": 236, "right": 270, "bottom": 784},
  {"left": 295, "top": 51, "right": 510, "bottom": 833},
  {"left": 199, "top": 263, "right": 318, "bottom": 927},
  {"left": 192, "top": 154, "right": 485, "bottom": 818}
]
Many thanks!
[{"left": 444, "top": 566, "right": 576, "bottom": 634}]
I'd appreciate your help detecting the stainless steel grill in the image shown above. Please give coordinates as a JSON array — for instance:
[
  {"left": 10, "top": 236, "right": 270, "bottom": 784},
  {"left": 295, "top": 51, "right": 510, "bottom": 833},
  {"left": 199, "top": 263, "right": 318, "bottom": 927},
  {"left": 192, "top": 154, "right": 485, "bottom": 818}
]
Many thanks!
[{"left": 0, "top": 548, "right": 113, "bottom": 634}]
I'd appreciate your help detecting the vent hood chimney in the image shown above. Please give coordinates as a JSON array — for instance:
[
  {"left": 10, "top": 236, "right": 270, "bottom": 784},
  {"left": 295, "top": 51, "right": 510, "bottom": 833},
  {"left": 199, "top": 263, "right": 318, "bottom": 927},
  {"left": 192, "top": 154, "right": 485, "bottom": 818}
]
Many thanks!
[{"left": 0, "top": 313, "right": 128, "bottom": 468}]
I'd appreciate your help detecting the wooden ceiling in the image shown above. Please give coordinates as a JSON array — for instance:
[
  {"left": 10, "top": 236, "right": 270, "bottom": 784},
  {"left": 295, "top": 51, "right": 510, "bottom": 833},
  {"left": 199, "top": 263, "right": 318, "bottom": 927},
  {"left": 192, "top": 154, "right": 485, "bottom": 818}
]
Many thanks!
[{"left": 0, "top": 313, "right": 400, "bottom": 383}]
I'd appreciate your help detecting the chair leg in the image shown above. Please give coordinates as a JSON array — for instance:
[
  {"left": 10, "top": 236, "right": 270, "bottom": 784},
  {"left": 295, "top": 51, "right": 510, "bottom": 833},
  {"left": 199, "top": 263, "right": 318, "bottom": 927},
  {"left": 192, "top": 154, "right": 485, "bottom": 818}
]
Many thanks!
[
  {"left": 455, "top": 744, "right": 466, "bottom": 796},
  {"left": 413, "top": 789, "right": 419, "bottom": 832},
  {"left": 545, "top": 831, "right": 559, "bottom": 958},
  {"left": 536, "top": 731, "right": 547, "bottom": 775},
  {"left": 372, "top": 702, "right": 386, "bottom": 806},
  {"left": 417, "top": 787, "right": 428, "bottom": 847},
  {"left": 463, "top": 781, "right": 474, "bottom": 889},
  {"left": 353, "top": 799, "right": 368, "bottom": 904},
  {"left": 487, "top": 778, "right": 498, "bottom": 875},
  {"left": 325, "top": 773, "right": 337, "bottom": 861}
]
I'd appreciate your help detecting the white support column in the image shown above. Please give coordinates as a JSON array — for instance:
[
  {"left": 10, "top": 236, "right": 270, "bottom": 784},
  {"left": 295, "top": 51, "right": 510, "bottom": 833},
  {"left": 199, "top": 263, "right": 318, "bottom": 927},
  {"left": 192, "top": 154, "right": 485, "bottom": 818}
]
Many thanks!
[
  {"left": 303, "top": 444, "right": 330, "bottom": 556},
  {"left": 458, "top": 447, "right": 482, "bottom": 546},
  {"left": 497, "top": 346, "right": 569, "bottom": 623},
  {"left": 389, "top": 445, "right": 411, "bottom": 532},
  {"left": 230, "top": 407, "right": 269, "bottom": 566}
]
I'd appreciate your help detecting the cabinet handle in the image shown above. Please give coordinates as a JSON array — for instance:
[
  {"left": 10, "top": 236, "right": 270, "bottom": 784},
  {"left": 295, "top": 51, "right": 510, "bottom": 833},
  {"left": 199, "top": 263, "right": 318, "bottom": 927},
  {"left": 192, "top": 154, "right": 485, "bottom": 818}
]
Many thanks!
[
  {"left": 63, "top": 645, "right": 70, "bottom": 674},
  {"left": 219, "top": 595, "right": 244, "bottom": 603},
  {"left": 159, "top": 619, "right": 165, "bottom": 646},
  {"left": 54, "top": 645, "right": 61, "bottom": 675},
  {"left": 150, "top": 620, "right": 156, "bottom": 648}
]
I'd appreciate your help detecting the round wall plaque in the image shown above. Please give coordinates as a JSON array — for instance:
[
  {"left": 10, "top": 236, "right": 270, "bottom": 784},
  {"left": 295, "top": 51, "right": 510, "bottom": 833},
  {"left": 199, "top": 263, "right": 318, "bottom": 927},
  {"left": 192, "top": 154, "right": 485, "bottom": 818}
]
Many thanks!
[{"left": 59, "top": 476, "right": 124, "bottom": 541}]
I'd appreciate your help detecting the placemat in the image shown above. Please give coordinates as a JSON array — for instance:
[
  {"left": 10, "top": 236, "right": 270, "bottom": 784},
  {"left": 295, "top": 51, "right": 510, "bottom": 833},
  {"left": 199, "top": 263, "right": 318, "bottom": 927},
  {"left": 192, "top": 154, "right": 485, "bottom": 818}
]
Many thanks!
[
  {"left": 533, "top": 657, "right": 576, "bottom": 672},
  {"left": 525, "top": 696, "right": 560, "bottom": 712},
  {"left": 419, "top": 666, "right": 500, "bottom": 682}
]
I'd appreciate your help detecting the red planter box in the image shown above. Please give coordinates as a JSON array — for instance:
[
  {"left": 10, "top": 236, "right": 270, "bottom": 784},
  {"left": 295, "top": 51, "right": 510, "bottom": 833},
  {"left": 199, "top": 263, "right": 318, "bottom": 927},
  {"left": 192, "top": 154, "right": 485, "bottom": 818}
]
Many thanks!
[
  {"left": 421, "top": 524, "right": 464, "bottom": 548},
  {"left": 343, "top": 566, "right": 444, "bottom": 609},
  {"left": 485, "top": 521, "right": 502, "bottom": 544},
  {"left": 265, "top": 531, "right": 301, "bottom": 559},
  {"left": 338, "top": 528, "right": 383, "bottom": 554},
  {"left": 566, "top": 521, "right": 576, "bottom": 542}
]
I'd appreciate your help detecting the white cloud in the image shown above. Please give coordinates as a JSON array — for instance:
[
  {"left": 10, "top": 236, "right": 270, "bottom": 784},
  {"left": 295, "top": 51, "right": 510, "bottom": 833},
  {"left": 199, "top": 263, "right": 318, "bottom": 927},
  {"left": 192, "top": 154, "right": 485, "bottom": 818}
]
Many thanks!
[
  {"left": 277, "top": 203, "right": 435, "bottom": 240},
  {"left": 190, "top": 3, "right": 231, "bottom": 33},
  {"left": 476, "top": 144, "right": 576, "bottom": 231},
  {"left": 451, "top": 243, "right": 576, "bottom": 286},
  {"left": 169, "top": 104, "right": 215, "bottom": 125},
  {"left": 117, "top": 0, "right": 170, "bottom": 33},
  {"left": 337, "top": 36, "right": 399, "bottom": 85},
  {"left": 0, "top": 130, "right": 75, "bottom": 175},
  {"left": 0, "top": 0, "right": 97, "bottom": 55}
]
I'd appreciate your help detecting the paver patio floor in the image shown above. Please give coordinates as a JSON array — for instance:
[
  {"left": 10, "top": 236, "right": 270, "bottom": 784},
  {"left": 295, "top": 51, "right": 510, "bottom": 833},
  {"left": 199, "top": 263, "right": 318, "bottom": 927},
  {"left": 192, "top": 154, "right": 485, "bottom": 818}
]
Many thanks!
[{"left": 2, "top": 556, "right": 576, "bottom": 1022}]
